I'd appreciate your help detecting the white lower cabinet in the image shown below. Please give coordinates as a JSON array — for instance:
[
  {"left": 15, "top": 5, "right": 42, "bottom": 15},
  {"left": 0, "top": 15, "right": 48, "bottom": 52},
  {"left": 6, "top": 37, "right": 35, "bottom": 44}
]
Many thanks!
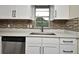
[
  {"left": 26, "top": 37, "right": 59, "bottom": 54},
  {"left": 60, "top": 45, "right": 77, "bottom": 54},
  {"left": 42, "top": 38, "right": 59, "bottom": 54},
  {"left": 26, "top": 43, "right": 41, "bottom": 54},
  {"left": 43, "top": 46, "right": 59, "bottom": 54},
  {"left": 26, "top": 46, "right": 41, "bottom": 54},
  {"left": 60, "top": 38, "right": 77, "bottom": 54},
  {"left": 26, "top": 37, "right": 77, "bottom": 54},
  {"left": 26, "top": 46, "right": 59, "bottom": 54}
]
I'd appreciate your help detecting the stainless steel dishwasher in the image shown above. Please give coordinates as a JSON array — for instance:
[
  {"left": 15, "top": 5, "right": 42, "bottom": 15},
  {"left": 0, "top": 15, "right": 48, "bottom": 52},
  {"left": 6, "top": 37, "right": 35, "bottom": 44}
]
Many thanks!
[{"left": 2, "top": 36, "right": 25, "bottom": 54}]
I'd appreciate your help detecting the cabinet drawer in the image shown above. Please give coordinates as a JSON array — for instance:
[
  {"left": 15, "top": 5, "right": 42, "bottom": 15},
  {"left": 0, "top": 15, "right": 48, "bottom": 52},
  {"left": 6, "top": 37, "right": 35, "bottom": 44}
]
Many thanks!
[
  {"left": 43, "top": 38, "right": 59, "bottom": 44},
  {"left": 60, "top": 45, "right": 77, "bottom": 54},
  {"left": 26, "top": 37, "right": 42, "bottom": 44},
  {"left": 60, "top": 38, "right": 77, "bottom": 44}
]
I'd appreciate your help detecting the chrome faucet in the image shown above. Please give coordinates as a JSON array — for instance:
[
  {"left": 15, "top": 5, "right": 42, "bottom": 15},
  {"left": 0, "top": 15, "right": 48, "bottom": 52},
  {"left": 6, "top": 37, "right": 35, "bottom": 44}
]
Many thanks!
[{"left": 41, "top": 26, "right": 44, "bottom": 32}]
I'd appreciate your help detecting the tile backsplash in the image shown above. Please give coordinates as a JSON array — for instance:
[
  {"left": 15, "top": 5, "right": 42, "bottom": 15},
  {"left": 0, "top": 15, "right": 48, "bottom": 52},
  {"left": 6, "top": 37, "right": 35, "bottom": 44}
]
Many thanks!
[
  {"left": 0, "top": 19, "right": 33, "bottom": 28},
  {"left": 0, "top": 18, "right": 79, "bottom": 32},
  {"left": 65, "top": 18, "right": 78, "bottom": 32},
  {"left": 50, "top": 18, "right": 79, "bottom": 32},
  {"left": 50, "top": 20, "right": 67, "bottom": 29}
]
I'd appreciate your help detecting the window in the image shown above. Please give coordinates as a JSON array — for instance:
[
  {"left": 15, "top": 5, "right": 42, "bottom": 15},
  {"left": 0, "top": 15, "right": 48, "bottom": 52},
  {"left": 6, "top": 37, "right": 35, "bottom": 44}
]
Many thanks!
[{"left": 35, "top": 5, "right": 50, "bottom": 27}]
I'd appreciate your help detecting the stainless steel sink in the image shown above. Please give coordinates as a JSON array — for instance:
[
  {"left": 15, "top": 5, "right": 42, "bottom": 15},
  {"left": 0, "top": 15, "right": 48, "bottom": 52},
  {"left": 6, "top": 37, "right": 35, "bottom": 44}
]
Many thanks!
[{"left": 30, "top": 32, "right": 56, "bottom": 35}]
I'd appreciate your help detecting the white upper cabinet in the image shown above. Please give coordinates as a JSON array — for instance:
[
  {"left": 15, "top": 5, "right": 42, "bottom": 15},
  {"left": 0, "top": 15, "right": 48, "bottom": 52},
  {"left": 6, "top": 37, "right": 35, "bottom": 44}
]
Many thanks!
[
  {"left": 26, "top": 46, "right": 41, "bottom": 54},
  {"left": 15, "top": 5, "right": 32, "bottom": 19},
  {"left": 54, "top": 5, "right": 79, "bottom": 19},
  {"left": 54, "top": 5, "right": 69, "bottom": 19},
  {"left": 0, "top": 5, "right": 79, "bottom": 19},
  {"left": 69, "top": 5, "right": 79, "bottom": 19},
  {"left": 0, "top": 6, "right": 11, "bottom": 19},
  {"left": 0, "top": 5, "right": 32, "bottom": 19}
]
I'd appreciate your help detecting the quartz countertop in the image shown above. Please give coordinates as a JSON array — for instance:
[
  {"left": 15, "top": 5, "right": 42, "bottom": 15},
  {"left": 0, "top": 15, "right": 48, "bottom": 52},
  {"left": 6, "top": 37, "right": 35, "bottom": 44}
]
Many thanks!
[
  {"left": 0, "top": 28, "right": 78, "bottom": 38},
  {"left": 27, "top": 31, "right": 78, "bottom": 38}
]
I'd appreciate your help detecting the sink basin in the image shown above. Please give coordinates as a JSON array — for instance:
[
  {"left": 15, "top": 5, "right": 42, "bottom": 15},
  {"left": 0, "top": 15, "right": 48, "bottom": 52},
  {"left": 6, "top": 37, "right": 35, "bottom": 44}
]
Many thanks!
[{"left": 30, "top": 32, "right": 56, "bottom": 35}]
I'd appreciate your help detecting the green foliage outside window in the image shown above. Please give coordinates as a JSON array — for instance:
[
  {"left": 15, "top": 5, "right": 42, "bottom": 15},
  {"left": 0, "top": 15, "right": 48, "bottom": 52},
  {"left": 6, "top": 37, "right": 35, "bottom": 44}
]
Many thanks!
[{"left": 36, "top": 17, "right": 48, "bottom": 27}]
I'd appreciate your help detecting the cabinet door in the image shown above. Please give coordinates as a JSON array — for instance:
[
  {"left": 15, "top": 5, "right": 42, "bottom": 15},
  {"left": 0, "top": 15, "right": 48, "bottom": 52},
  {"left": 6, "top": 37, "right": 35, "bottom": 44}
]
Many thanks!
[
  {"left": 0, "top": 6, "right": 11, "bottom": 19},
  {"left": 54, "top": 5, "right": 69, "bottom": 19},
  {"left": 60, "top": 45, "right": 77, "bottom": 54},
  {"left": 0, "top": 5, "right": 32, "bottom": 19},
  {"left": 16, "top": 5, "right": 32, "bottom": 19},
  {"left": 69, "top": 5, "right": 79, "bottom": 19},
  {"left": 26, "top": 46, "right": 41, "bottom": 54},
  {"left": 43, "top": 46, "right": 59, "bottom": 54}
]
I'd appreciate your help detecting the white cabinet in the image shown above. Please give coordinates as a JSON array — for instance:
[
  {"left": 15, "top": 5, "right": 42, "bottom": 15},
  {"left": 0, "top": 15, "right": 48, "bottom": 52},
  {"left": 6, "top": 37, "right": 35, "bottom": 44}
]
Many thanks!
[
  {"left": 0, "top": 5, "right": 17, "bottom": 19},
  {"left": 60, "top": 45, "right": 77, "bottom": 54},
  {"left": 26, "top": 46, "right": 41, "bottom": 54},
  {"left": 26, "top": 43, "right": 41, "bottom": 54},
  {"left": 69, "top": 5, "right": 79, "bottom": 19},
  {"left": 15, "top": 5, "right": 32, "bottom": 19},
  {"left": 26, "top": 37, "right": 42, "bottom": 54},
  {"left": 0, "top": 5, "right": 32, "bottom": 19},
  {"left": 0, "top": 6, "right": 11, "bottom": 19},
  {"left": 26, "top": 37, "right": 59, "bottom": 54},
  {"left": 26, "top": 37, "right": 77, "bottom": 54},
  {"left": 60, "top": 38, "right": 77, "bottom": 54},
  {"left": 43, "top": 45, "right": 59, "bottom": 54},
  {"left": 54, "top": 5, "right": 79, "bottom": 19},
  {"left": 54, "top": 5, "right": 69, "bottom": 19},
  {"left": 43, "top": 38, "right": 59, "bottom": 54}
]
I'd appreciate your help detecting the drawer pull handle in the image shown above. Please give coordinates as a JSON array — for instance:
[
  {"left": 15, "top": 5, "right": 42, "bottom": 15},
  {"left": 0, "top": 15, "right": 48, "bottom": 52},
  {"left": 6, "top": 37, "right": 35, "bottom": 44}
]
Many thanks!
[
  {"left": 63, "top": 50, "right": 73, "bottom": 53},
  {"left": 63, "top": 40, "right": 73, "bottom": 43}
]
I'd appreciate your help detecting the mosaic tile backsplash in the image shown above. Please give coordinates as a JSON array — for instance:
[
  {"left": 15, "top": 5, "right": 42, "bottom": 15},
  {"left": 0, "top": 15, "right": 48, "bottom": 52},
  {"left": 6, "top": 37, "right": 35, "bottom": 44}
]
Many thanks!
[
  {"left": 50, "top": 18, "right": 79, "bottom": 32},
  {"left": 0, "top": 19, "right": 33, "bottom": 28},
  {"left": 0, "top": 18, "right": 79, "bottom": 32}
]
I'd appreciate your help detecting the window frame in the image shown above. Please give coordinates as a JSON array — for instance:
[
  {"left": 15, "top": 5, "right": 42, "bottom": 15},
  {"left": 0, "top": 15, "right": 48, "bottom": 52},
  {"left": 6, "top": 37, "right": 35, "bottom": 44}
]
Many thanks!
[{"left": 35, "top": 5, "right": 50, "bottom": 28}]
